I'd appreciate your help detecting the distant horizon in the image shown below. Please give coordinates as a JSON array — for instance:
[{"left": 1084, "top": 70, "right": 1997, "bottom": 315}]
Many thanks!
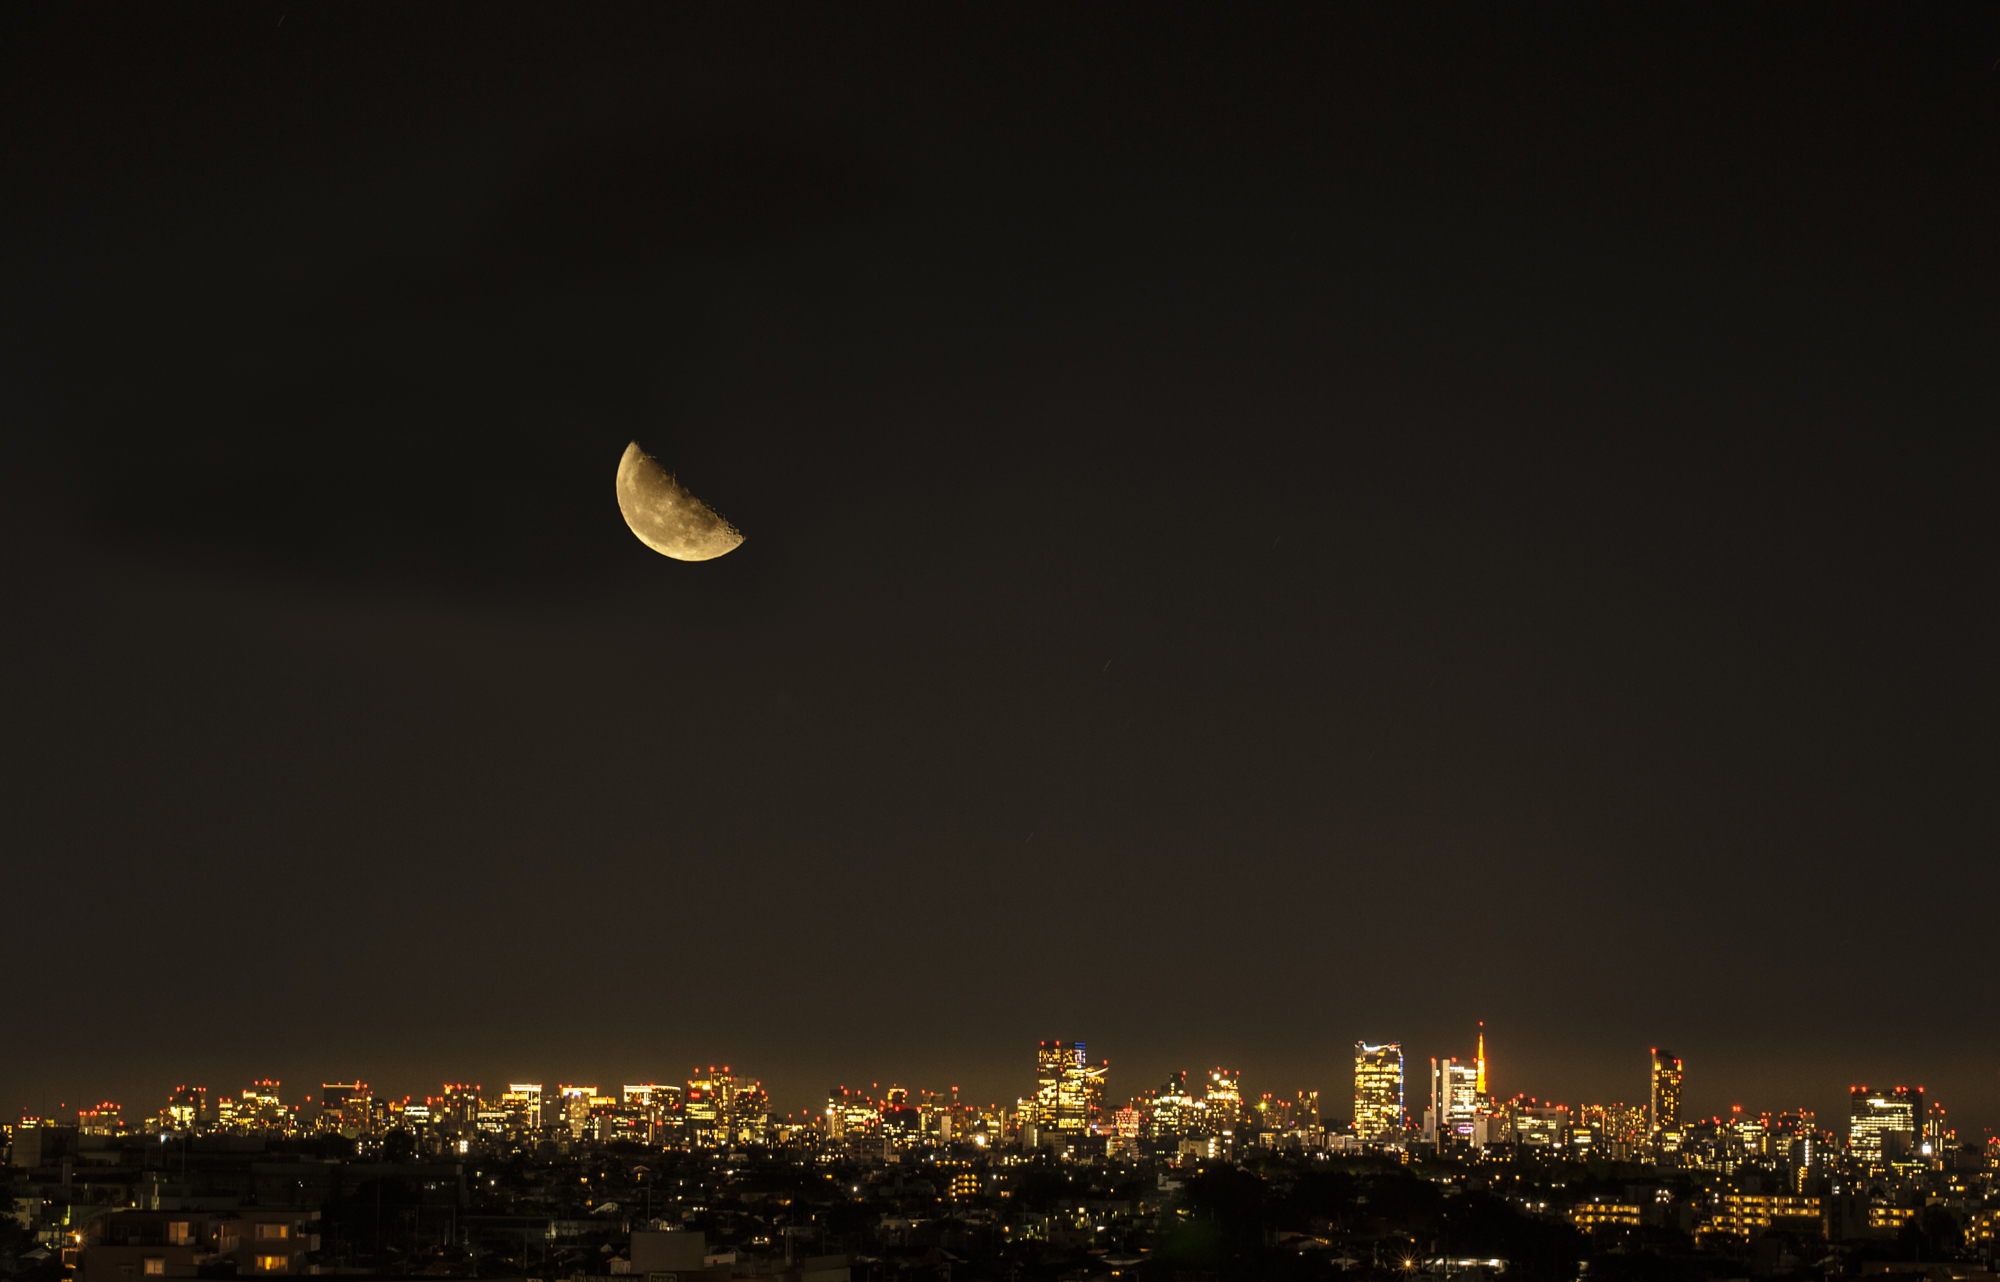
[{"left": 18, "top": 1045, "right": 1995, "bottom": 1143}]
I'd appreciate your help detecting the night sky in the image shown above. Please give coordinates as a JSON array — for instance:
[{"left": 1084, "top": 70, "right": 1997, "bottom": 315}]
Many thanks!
[{"left": 4, "top": 6, "right": 1995, "bottom": 1135}]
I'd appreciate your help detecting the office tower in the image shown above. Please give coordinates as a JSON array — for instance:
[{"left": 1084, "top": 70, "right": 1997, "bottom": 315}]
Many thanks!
[
  {"left": 1149, "top": 1071, "right": 1198, "bottom": 1141},
  {"left": 500, "top": 1084, "right": 543, "bottom": 1136},
  {"left": 1205, "top": 1068, "right": 1242, "bottom": 1134},
  {"left": 727, "top": 1079, "right": 771, "bottom": 1146},
  {"left": 166, "top": 1085, "right": 209, "bottom": 1132},
  {"left": 1512, "top": 1102, "right": 1569, "bottom": 1149},
  {"left": 882, "top": 1088, "right": 922, "bottom": 1149},
  {"left": 1354, "top": 1042, "right": 1404, "bottom": 1143},
  {"left": 1849, "top": 1086, "right": 1920, "bottom": 1167},
  {"left": 825, "top": 1086, "right": 882, "bottom": 1149},
  {"left": 1111, "top": 1105, "right": 1143, "bottom": 1158},
  {"left": 556, "top": 1086, "right": 595, "bottom": 1140},
  {"left": 1648, "top": 1050, "right": 1683, "bottom": 1153},
  {"left": 1296, "top": 1089, "right": 1322, "bottom": 1136},
  {"left": 1770, "top": 1109, "right": 1818, "bottom": 1188},
  {"left": 243, "top": 1081, "right": 283, "bottom": 1130},
  {"left": 1724, "top": 1106, "right": 1765, "bottom": 1162},
  {"left": 439, "top": 1084, "right": 482, "bottom": 1135},
  {"left": 1034, "top": 1041, "right": 1108, "bottom": 1139},
  {"left": 321, "top": 1082, "right": 371, "bottom": 1138},
  {"left": 1922, "top": 1100, "right": 1950, "bottom": 1159},
  {"left": 622, "top": 1084, "right": 679, "bottom": 1144},
  {"left": 1252, "top": 1090, "right": 1319, "bottom": 1137},
  {"left": 76, "top": 1102, "right": 122, "bottom": 1136},
  {"left": 685, "top": 1073, "right": 721, "bottom": 1144},
  {"left": 1429, "top": 1058, "right": 1480, "bottom": 1141},
  {"left": 683, "top": 1067, "right": 763, "bottom": 1147}
]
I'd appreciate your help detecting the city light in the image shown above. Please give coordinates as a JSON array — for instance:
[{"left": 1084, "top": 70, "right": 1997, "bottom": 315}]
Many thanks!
[{"left": 5, "top": 1035, "right": 1985, "bottom": 1281}]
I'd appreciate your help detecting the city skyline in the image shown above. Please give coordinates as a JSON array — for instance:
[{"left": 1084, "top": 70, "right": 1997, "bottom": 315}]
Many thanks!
[
  {"left": 17, "top": 1035, "right": 1998, "bottom": 1282},
  {"left": 14, "top": 1031, "right": 1991, "bottom": 1149}
]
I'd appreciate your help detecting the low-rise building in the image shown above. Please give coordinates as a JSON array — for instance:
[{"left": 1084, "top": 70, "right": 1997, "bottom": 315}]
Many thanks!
[{"left": 77, "top": 1208, "right": 320, "bottom": 1282}]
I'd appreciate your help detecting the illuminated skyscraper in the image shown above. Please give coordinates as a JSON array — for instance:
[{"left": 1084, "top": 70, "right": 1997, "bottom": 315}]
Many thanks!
[
  {"left": 321, "top": 1082, "right": 372, "bottom": 1138},
  {"left": 77, "top": 1102, "right": 123, "bottom": 1136},
  {"left": 166, "top": 1086, "right": 209, "bottom": 1132},
  {"left": 684, "top": 1067, "right": 764, "bottom": 1147},
  {"left": 243, "top": 1081, "right": 284, "bottom": 1131},
  {"left": 558, "top": 1085, "right": 595, "bottom": 1140},
  {"left": 1921, "top": 1099, "right": 1950, "bottom": 1160},
  {"left": 1648, "top": 1050, "right": 1683, "bottom": 1153},
  {"left": 1148, "top": 1071, "right": 1199, "bottom": 1141},
  {"left": 1111, "top": 1105, "right": 1142, "bottom": 1158},
  {"left": 438, "top": 1084, "right": 482, "bottom": 1137},
  {"left": 1354, "top": 1042, "right": 1404, "bottom": 1143},
  {"left": 1032, "top": 1041, "right": 1108, "bottom": 1140},
  {"left": 685, "top": 1073, "right": 720, "bottom": 1144},
  {"left": 1429, "top": 1058, "right": 1480, "bottom": 1140},
  {"left": 500, "top": 1084, "right": 543, "bottom": 1136},
  {"left": 622, "top": 1084, "right": 681, "bottom": 1144},
  {"left": 1205, "top": 1068, "right": 1242, "bottom": 1135},
  {"left": 824, "top": 1086, "right": 882, "bottom": 1151},
  {"left": 1848, "top": 1086, "right": 1920, "bottom": 1168},
  {"left": 1296, "top": 1089, "right": 1322, "bottom": 1136},
  {"left": 727, "top": 1078, "right": 771, "bottom": 1146}
]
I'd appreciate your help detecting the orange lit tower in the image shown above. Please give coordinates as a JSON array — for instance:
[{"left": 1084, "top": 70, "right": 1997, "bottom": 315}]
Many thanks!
[{"left": 1476, "top": 1023, "right": 1487, "bottom": 1099}]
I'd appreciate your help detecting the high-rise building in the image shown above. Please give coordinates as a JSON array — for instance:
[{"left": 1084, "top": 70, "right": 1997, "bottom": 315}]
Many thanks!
[
  {"left": 825, "top": 1086, "right": 882, "bottom": 1150},
  {"left": 241, "top": 1081, "right": 284, "bottom": 1132},
  {"left": 1296, "top": 1089, "right": 1322, "bottom": 1136},
  {"left": 1032, "top": 1041, "right": 1108, "bottom": 1140},
  {"left": 1648, "top": 1050, "right": 1683, "bottom": 1154},
  {"left": 557, "top": 1086, "right": 595, "bottom": 1141},
  {"left": 500, "top": 1084, "right": 543, "bottom": 1136},
  {"left": 1354, "top": 1042, "right": 1404, "bottom": 1143},
  {"left": 684, "top": 1067, "right": 765, "bottom": 1147},
  {"left": 1848, "top": 1086, "right": 1920, "bottom": 1168},
  {"left": 1111, "top": 1105, "right": 1143, "bottom": 1158},
  {"left": 438, "top": 1084, "right": 482, "bottom": 1136},
  {"left": 1429, "top": 1058, "right": 1480, "bottom": 1140},
  {"left": 622, "top": 1084, "right": 682, "bottom": 1145},
  {"left": 1147, "top": 1071, "right": 1200, "bottom": 1142},
  {"left": 77, "top": 1102, "right": 123, "bottom": 1136},
  {"left": 1205, "top": 1069, "right": 1242, "bottom": 1136},
  {"left": 321, "top": 1083, "right": 372, "bottom": 1138},
  {"left": 1921, "top": 1099, "right": 1951, "bottom": 1160},
  {"left": 165, "top": 1086, "right": 209, "bottom": 1133},
  {"left": 727, "top": 1078, "right": 770, "bottom": 1146},
  {"left": 1251, "top": 1089, "right": 1321, "bottom": 1137},
  {"left": 685, "top": 1074, "right": 721, "bottom": 1144},
  {"left": 1512, "top": 1102, "right": 1569, "bottom": 1149}
]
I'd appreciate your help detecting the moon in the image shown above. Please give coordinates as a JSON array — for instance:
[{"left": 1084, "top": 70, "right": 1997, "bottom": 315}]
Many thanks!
[{"left": 614, "top": 442, "right": 745, "bottom": 562}]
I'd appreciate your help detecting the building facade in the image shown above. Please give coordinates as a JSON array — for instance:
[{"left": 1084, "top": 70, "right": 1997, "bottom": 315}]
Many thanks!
[
  {"left": 1648, "top": 1050, "right": 1683, "bottom": 1156},
  {"left": 1354, "top": 1042, "right": 1404, "bottom": 1143}
]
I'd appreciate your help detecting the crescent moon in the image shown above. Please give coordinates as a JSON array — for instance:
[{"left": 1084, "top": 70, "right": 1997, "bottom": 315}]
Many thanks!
[{"left": 614, "top": 442, "right": 745, "bottom": 562}]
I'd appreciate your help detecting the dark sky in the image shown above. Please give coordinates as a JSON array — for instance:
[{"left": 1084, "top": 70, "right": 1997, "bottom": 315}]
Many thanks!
[{"left": 4, "top": 5, "right": 1995, "bottom": 1136}]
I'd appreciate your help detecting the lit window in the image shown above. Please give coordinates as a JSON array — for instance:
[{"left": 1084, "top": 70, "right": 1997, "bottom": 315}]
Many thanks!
[
  {"left": 168, "top": 1224, "right": 191, "bottom": 1246},
  {"left": 145, "top": 1261, "right": 166, "bottom": 1276},
  {"left": 256, "top": 1225, "right": 288, "bottom": 1240},
  {"left": 257, "top": 1256, "right": 288, "bottom": 1273}
]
